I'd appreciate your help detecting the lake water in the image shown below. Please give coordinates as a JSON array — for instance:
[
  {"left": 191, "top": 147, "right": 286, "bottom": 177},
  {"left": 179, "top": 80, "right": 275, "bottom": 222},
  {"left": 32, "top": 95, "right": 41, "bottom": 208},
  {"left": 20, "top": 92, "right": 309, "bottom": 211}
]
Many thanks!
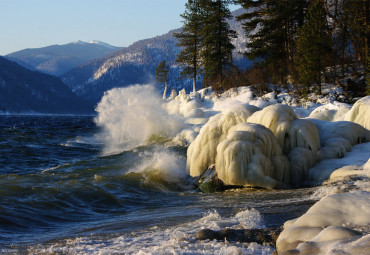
[{"left": 0, "top": 116, "right": 318, "bottom": 254}]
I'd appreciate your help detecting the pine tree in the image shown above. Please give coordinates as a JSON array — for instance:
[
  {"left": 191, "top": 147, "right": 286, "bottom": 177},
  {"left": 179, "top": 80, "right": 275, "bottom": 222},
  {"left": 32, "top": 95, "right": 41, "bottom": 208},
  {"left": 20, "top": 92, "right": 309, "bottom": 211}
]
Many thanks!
[
  {"left": 200, "top": 0, "right": 236, "bottom": 90},
  {"left": 155, "top": 60, "right": 170, "bottom": 99},
  {"left": 296, "top": 0, "right": 332, "bottom": 95},
  {"left": 174, "top": 0, "right": 203, "bottom": 93},
  {"left": 237, "top": 0, "right": 307, "bottom": 85}
]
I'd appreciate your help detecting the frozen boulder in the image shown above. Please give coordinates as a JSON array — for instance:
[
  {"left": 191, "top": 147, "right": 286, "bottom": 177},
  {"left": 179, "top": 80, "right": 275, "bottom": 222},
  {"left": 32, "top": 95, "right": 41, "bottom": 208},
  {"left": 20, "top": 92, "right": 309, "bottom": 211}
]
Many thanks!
[
  {"left": 343, "top": 96, "right": 370, "bottom": 129},
  {"left": 187, "top": 104, "right": 321, "bottom": 188},
  {"left": 187, "top": 105, "right": 260, "bottom": 177},
  {"left": 276, "top": 191, "right": 370, "bottom": 254},
  {"left": 247, "top": 104, "right": 297, "bottom": 149},
  {"left": 310, "top": 119, "right": 370, "bottom": 161},
  {"left": 308, "top": 101, "right": 351, "bottom": 121},
  {"left": 215, "top": 123, "right": 290, "bottom": 189}
]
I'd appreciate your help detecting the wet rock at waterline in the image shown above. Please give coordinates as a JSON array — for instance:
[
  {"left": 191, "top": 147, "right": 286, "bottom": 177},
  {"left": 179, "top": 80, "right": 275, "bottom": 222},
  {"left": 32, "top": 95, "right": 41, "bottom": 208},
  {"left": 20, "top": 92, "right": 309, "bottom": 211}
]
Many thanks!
[
  {"left": 198, "top": 165, "right": 225, "bottom": 193},
  {"left": 195, "top": 228, "right": 281, "bottom": 246}
]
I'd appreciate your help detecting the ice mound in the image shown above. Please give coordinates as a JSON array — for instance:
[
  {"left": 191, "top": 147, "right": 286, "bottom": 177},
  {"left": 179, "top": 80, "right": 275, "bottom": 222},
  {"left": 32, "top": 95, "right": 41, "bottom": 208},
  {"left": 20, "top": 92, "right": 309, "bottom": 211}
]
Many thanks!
[
  {"left": 187, "top": 105, "right": 260, "bottom": 177},
  {"left": 310, "top": 119, "right": 370, "bottom": 161},
  {"left": 276, "top": 191, "right": 370, "bottom": 254},
  {"left": 247, "top": 104, "right": 298, "bottom": 149},
  {"left": 215, "top": 123, "right": 290, "bottom": 188},
  {"left": 307, "top": 142, "right": 370, "bottom": 185},
  {"left": 187, "top": 103, "right": 321, "bottom": 188},
  {"left": 308, "top": 101, "right": 351, "bottom": 121},
  {"left": 329, "top": 158, "right": 370, "bottom": 182},
  {"left": 343, "top": 96, "right": 370, "bottom": 129}
]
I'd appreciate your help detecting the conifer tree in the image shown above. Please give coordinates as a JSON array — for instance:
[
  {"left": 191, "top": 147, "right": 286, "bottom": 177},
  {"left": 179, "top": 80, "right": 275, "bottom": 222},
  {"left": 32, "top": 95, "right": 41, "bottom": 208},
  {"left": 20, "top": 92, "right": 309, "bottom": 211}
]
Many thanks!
[
  {"left": 237, "top": 0, "right": 307, "bottom": 85},
  {"left": 174, "top": 0, "right": 203, "bottom": 93},
  {"left": 296, "top": 0, "right": 332, "bottom": 95},
  {"left": 200, "top": 0, "right": 236, "bottom": 90},
  {"left": 155, "top": 60, "right": 170, "bottom": 99}
]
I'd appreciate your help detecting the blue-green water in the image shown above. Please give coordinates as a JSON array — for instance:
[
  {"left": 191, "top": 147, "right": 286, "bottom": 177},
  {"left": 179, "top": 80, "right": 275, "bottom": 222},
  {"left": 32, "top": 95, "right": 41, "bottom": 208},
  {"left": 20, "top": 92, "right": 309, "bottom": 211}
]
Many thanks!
[{"left": 0, "top": 116, "right": 316, "bottom": 254}]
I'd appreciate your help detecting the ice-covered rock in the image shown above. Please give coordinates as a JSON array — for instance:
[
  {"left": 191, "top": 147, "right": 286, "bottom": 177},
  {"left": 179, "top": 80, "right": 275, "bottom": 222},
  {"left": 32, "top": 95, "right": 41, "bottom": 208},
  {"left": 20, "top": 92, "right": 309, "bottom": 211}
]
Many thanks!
[
  {"left": 187, "top": 105, "right": 260, "bottom": 177},
  {"left": 310, "top": 119, "right": 370, "bottom": 161},
  {"left": 215, "top": 123, "right": 290, "bottom": 188},
  {"left": 247, "top": 104, "right": 298, "bottom": 149},
  {"left": 308, "top": 101, "right": 351, "bottom": 121},
  {"left": 276, "top": 191, "right": 370, "bottom": 254},
  {"left": 307, "top": 142, "right": 370, "bottom": 185},
  {"left": 343, "top": 96, "right": 370, "bottom": 129},
  {"left": 187, "top": 103, "right": 323, "bottom": 188}
]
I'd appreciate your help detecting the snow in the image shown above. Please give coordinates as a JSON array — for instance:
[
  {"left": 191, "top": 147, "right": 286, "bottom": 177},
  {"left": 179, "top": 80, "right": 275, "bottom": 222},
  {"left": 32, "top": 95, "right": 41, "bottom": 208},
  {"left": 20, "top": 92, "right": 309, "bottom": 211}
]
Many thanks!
[
  {"left": 93, "top": 84, "right": 370, "bottom": 254},
  {"left": 276, "top": 191, "right": 370, "bottom": 254},
  {"left": 343, "top": 96, "right": 370, "bottom": 129},
  {"left": 87, "top": 40, "right": 117, "bottom": 49}
]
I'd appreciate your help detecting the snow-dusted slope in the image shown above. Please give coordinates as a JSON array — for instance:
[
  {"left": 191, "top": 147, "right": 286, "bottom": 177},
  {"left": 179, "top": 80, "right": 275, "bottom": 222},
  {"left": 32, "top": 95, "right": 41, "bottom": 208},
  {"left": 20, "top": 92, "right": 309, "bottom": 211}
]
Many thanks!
[
  {"left": 61, "top": 8, "right": 251, "bottom": 104},
  {"left": 5, "top": 41, "right": 120, "bottom": 76}
]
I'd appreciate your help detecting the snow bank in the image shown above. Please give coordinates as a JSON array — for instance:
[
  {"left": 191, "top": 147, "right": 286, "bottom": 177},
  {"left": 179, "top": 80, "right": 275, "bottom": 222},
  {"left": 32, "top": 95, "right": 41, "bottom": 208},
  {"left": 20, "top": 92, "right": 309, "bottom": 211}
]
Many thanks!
[
  {"left": 276, "top": 191, "right": 370, "bottom": 254},
  {"left": 307, "top": 142, "right": 370, "bottom": 185},
  {"left": 329, "top": 158, "right": 370, "bottom": 182},
  {"left": 343, "top": 96, "right": 370, "bottom": 129},
  {"left": 310, "top": 119, "right": 370, "bottom": 161},
  {"left": 187, "top": 105, "right": 260, "bottom": 177}
]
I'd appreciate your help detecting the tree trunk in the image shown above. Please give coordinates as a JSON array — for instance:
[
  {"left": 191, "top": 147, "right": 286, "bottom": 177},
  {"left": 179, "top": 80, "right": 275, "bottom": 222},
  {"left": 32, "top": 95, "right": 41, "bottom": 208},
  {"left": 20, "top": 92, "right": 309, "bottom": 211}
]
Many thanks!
[{"left": 193, "top": 78, "right": 196, "bottom": 93}]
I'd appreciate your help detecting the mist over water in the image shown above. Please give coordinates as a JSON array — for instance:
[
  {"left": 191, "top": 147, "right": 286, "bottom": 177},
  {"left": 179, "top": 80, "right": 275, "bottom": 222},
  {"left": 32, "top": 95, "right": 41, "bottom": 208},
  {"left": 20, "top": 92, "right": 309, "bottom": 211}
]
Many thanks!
[{"left": 94, "top": 84, "right": 185, "bottom": 155}]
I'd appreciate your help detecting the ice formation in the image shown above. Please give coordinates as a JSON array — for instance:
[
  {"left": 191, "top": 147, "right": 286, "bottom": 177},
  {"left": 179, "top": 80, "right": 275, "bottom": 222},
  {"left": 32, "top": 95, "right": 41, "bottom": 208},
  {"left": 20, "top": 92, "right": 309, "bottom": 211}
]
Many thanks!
[
  {"left": 276, "top": 191, "right": 370, "bottom": 254},
  {"left": 187, "top": 103, "right": 322, "bottom": 188},
  {"left": 329, "top": 158, "right": 370, "bottom": 182},
  {"left": 247, "top": 104, "right": 298, "bottom": 149},
  {"left": 307, "top": 142, "right": 370, "bottom": 185},
  {"left": 187, "top": 104, "right": 260, "bottom": 177},
  {"left": 215, "top": 123, "right": 290, "bottom": 188},
  {"left": 310, "top": 119, "right": 370, "bottom": 161},
  {"left": 308, "top": 101, "right": 351, "bottom": 121},
  {"left": 343, "top": 96, "right": 370, "bottom": 129}
]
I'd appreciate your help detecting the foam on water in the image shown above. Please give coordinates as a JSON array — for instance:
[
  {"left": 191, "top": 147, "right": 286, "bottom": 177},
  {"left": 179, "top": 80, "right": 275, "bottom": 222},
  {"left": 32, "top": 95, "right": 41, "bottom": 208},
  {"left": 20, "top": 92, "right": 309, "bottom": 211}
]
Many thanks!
[
  {"left": 127, "top": 147, "right": 193, "bottom": 191},
  {"left": 30, "top": 208, "right": 272, "bottom": 255},
  {"left": 95, "top": 84, "right": 185, "bottom": 155}
]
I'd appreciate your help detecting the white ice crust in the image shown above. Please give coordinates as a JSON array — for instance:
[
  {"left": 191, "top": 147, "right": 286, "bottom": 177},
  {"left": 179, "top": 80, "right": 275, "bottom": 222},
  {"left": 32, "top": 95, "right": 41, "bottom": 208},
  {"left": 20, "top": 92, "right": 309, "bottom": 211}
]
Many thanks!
[{"left": 276, "top": 191, "right": 370, "bottom": 255}]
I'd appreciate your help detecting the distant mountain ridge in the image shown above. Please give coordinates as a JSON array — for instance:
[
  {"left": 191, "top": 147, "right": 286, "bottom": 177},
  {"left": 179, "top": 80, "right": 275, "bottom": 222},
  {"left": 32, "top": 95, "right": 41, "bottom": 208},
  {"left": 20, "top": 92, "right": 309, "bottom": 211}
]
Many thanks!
[
  {"left": 0, "top": 56, "right": 92, "bottom": 114},
  {"left": 5, "top": 41, "right": 121, "bottom": 76},
  {"left": 61, "top": 8, "right": 251, "bottom": 104}
]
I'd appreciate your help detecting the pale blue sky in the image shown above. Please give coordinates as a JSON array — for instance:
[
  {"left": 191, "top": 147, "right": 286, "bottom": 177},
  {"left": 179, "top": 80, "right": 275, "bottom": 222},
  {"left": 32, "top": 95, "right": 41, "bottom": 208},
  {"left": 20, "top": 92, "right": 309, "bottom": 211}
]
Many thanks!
[{"left": 0, "top": 0, "right": 240, "bottom": 55}]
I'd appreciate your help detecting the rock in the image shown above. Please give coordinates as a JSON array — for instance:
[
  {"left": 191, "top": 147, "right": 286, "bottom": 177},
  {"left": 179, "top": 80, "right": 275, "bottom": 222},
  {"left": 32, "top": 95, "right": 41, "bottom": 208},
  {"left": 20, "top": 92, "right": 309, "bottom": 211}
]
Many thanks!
[
  {"left": 198, "top": 165, "right": 225, "bottom": 193},
  {"left": 195, "top": 227, "right": 281, "bottom": 246},
  {"left": 195, "top": 229, "right": 218, "bottom": 241}
]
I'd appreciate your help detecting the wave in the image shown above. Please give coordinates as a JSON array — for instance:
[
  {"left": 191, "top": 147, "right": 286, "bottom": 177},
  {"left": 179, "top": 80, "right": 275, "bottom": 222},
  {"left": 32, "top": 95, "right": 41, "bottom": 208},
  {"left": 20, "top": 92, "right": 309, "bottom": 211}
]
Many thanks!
[{"left": 95, "top": 84, "right": 185, "bottom": 155}]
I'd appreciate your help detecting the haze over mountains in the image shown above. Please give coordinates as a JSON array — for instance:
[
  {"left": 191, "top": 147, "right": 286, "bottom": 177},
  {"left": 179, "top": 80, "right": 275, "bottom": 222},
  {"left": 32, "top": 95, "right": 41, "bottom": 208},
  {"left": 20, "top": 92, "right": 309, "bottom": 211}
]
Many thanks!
[
  {"left": 0, "top": 56, "right": 91, "bottom": 114},
  {"left": 6, "top": 41, "right": 121, "bottom": 76},
  {"left": 1, "top": 8, "right": 250, "bottom": 113}
]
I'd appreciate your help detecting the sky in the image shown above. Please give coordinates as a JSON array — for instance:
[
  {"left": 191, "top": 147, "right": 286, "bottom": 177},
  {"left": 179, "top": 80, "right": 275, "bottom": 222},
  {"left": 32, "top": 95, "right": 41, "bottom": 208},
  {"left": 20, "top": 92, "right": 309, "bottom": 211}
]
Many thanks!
[{"left": 0, "top": 0, "right": 240, "bottom": 56}]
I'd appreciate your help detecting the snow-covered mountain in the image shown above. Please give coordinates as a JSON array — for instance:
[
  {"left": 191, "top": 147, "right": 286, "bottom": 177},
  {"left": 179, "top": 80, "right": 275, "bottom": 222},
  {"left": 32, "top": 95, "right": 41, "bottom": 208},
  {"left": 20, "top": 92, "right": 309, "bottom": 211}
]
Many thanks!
[
  {"left": 61, "top": 8, "right": 251, "bottom": 104},
  {"left": 5, "top": 41, "right": 121, "bottom": 76},
  {"left": 0, "top": 56, "right": 92, "bottom": 114}
]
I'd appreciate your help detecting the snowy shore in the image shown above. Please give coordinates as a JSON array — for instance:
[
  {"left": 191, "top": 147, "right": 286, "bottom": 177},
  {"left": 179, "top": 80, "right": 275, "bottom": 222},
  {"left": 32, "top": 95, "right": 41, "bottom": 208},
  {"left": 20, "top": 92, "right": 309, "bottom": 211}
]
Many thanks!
[{"left": 95, "top": 84, "right": 370, "bottom": 254}]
